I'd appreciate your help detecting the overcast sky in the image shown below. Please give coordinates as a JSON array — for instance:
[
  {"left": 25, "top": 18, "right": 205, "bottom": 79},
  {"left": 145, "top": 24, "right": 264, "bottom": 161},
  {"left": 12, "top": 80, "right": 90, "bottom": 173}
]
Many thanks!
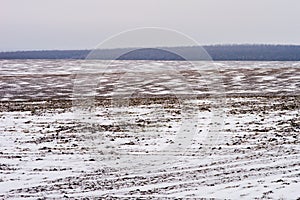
[{"left": 1, "top": 0, "right": 300, "bottom": 51}]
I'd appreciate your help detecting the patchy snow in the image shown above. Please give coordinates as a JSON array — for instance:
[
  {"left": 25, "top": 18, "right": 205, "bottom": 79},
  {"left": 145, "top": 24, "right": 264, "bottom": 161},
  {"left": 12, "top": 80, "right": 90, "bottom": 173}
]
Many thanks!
[{"left": 0, "top": 60, "right": 299, "bottom": 199}]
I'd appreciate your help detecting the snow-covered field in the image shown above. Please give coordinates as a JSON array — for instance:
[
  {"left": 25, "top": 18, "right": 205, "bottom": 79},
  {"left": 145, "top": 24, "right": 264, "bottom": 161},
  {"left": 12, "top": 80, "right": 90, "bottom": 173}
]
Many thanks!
[{"left": 0, "top": 60, "right": 299, "bottom": 199}]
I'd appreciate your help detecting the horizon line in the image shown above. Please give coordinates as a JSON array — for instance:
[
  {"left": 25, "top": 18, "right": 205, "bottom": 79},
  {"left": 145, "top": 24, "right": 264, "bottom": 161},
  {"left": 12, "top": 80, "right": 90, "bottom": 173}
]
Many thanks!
[{"left": 1, "top": 43, "right": 300, "bottom": 53}]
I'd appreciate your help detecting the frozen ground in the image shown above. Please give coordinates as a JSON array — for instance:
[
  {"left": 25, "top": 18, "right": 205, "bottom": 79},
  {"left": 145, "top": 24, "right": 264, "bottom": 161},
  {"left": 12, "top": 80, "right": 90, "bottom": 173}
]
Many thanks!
[
  {"left": 0, "top": 60, "right": 299, "bottom": 101},
  {"left": 0, "top": 60, "right": 299, "bottom": 199}
]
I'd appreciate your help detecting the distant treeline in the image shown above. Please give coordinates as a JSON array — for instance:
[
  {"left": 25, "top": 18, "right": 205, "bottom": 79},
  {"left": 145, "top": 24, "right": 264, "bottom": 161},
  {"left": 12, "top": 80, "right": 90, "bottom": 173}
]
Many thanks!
[{"left": 1, "top": 45, "right": 300, "bottom": 61}]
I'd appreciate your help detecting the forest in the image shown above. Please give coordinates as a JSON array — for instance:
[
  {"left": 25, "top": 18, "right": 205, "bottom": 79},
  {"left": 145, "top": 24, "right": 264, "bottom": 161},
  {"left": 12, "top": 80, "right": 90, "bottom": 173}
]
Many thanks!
[{"left": 0, "top": 45, "right": 300, "bottom": 61}]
